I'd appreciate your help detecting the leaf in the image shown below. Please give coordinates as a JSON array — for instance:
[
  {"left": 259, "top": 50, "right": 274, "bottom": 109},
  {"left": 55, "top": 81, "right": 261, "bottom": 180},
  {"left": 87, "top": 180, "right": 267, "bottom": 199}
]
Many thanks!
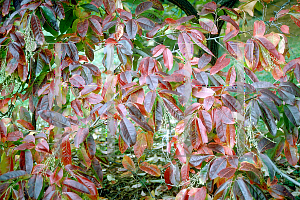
[
  {"left": 255, "top": 36, "right": 280, "bottom": 60},
  {"left": 258, "top": 95, "right": 280, "bottom": 120},
  {"left": 81, "top": 3, "right": 99, "bottom": 13},
  {"left": 220, "top": 15, "right": 239, "bottom": 30},
  {"left": 7, "top": 131, "right": 23, "bottom": 141},
  {"left": 83, "top": 63, "right": 101, "bottom": 76},
  {"left": 221, "top": 94, "right": 242, "bottom": 113},
  {"left": 189, "top": 155, "right": 211, "bottom": 167},
  {"left": 63, "top": 192, "right": 83, "bottom": 200},
  {"left": 280, "top": 25, "right": 289, "bottom": 34},
  {"left": 234, "top": 178, "right": 253, "bottom": 200},
  {"left": 54, "top": 1, "right": 65, "bottom": 19},
  {"left": 126, "top": 19, "right": 138, "bottom": 39},
  {"left": 218, "top": 167, "right": 236, "bottom": 178},
  {"left": 136, "top": 17, "right": 155, "bottom": 31},
  {"left": 40, "top": 5, "right": 59, "bottom": 32},
  {"left": 283, "top": 105, "right": 300, "bottom": 127},
  {"left": 18, "top": 61, "right": 28, "bottom": 81},
  {"left": 75, "top": 128, "right": 89, "bottom": 148},
  {"left": 245, "top": 181, "right": 267, "bottom": 200},
  {"left": 209, "top": 157, "right": 227, "bottom": 179},
  {"left": 31, "top": 14, "right": 45, "bottom": 45},
  {"left": 120, "top": 118, "right": 137, "bottom": 147},
  {"left": 92, "top": 157, "right": 103, "bottom": 182},
  {"left": 162, "top": 98, "right": 184, "bottom": 120},
  {"left": 50, "top": 167, "right": 63, "bottom": 185},
  {"left": 258, "top": 138, "right": 275, "bottom": 153},
  {"left": 86, "top": 93, "right": 103, "bottom": 104},
  {"left": 178, "top": 32, "right": 193, "bottom": 60},
  {"left": 139, "top": 162, "right": 161, "bottom": 176},
  {"left": 77, "top": 19, "right": 89, "bottom": 37},
  {"left": 135, "top": 1, "right": 153, "bottom": 16},
  {"left": 66, "top": 42, "right": 79, "bottom": 61},
  {"left": 122, "top": 155, "right": 135, "bottom": 172},
  {"left": 199, "top": 18, "right": 218, "bottom": 34},
  {"left": 163, "top": 48, "right": 173, "bottom": 70},
  {"left": 15, "top": 143, "right": 35, "bottom": 151},
  {"left": 152, "top": 44, "right": 166, "bottom": 57},
  {"left": 74, "top": 174, "right": 98, "bottom": 196},
  {"left": 36, "top": 139, "right": 50, "bottom": 153},
  {"left": 28, "top": 174, "right": 43, "bottom": 200},
  {"left": 149, "top": 0, "right": 163, "bottom": 10},
  {"left": 88, "top": 18, "right": 102, "bottom": 35},
  {"left": 239, "top": 162, "right": 261, "bottom": 177},
  {"left": 144, "top": 91, "right": 156, "bottom": 113},
  {"left": 224, "top": 29, "right": 239, "bottom": 42},
  {"left": 260, "top": 153, "right": 275, "bottom": 181},
  {"left": 40, "top": 110, "right": 71, "bottom": 128},
  {"left": 71, "top": 100, "right": 83, "bottom": 117},
  {"left": 134, "top": 132, "right": 147, "bottom": 158},
  {"left": 86, "top": 134, "right": 96, "bottom": 159},
  {"left": 62, "top": 178, "right": 90, "bottom": 194},
  {"left": 61, "top": 136, "right": 72, "bottom": 166},
  {"left": 284, "top": 141, "right": 298, "bottom": 166},
  {"left": 176, "top": 189, "right": 188, "bottom": 200},
  {"left": 269, "top": 184, "right": 295, "bottom": 200},
  {"left": 253, "top": 21, "right": 265, "bottom": 36},
  {"left": 258, "top": 101, "right": 277, "bottom": 136},
  {"left": 193, "top": 87, "right": 215, "bottom": 98},
  {"left": 2, "top": 0, "right": 11, "bottom": 16},
  {"left": 0, "top": 170, "right": 26, "bottom": 181},
  {"left": 17, "top": 119, "right": 35, "bottom": 130},
  {"left": 69, "top": 74, "right": 85, "bottom": 87},
  {"left": 154, "top": 100, "right": 163, "bottom": 131},
  {"left": 198, "top": 53, "right": 212, "bottom": 69},
  {"left": 146, "top": 74, "right": 158, "bottom": 90},
  {"left": 210, "top": 54, "right": 230, "bottom": 75},
  {"left": 199, "top": 110, "right": 212, "bottom": 132}
]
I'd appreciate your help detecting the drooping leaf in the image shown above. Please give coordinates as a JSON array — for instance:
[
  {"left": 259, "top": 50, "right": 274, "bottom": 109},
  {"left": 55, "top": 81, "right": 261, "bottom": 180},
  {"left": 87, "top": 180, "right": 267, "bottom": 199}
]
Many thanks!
[
  {"left": 134, "top": 132, "right": 147, "bottom": 158},
  {"left": 233, "top": 178, "right": 253, "bottom": 200},
  {"left": 162, "top": 97, "right": 184, "bottom": 120},
  {"left": 283, "top": 105, "right": 300, "bottom": 127},
  {"left": 135, "top": 1, "right": 153, "bottom": 16},
  {"left": 199, "top": 18, "right": 218, "bottom": 34},
  {"left": 63, "top": 192, "right": 83, "bottom": 200},
  {"left": 122, "top": 155, "right": 135, "bottom": 172},
  {"left": 126, "top": 19, "right": 138, "bottom": 39},
  {"left": 217, "top": 167, "right": 236, "bottom": 178},
  {"left": 61, "top": 136, "right": 72, "bottom": 166},
  {"left": 268, "top": 184, "right": 295, "bottom": 200},
  {"left": 260, "top": 153, "right": 275, "bottom": 181},
  {"left": 209, "top": 157, "right": 227, "bottom": 180},
  {"left": 75, "top": 128, "right": 89, "bottom": 148},
  {"left": 31, "top": 14, "right": 45, "bottom": 45},
  {"left": 77, "top": 19, "right": 89, "bottom": 38},
  {"left": 120, "top": 118, "right": 137, "bottom": 147},
  {"left": 210, "top": 54, "right": 230, "bottom": 75},
  {"left": 0, "top": 170, "right": 26, "bottom": 181},
  {"left": 92, "top": 157, "right": 103, "bottom": 182},
  {"left": 257, "top": 138, "right": 275, "bottom": 153},
  {"left": 139, "top": 162, "right": 161, "bottom": 176},
  {"left": 189, "top": 155, "right": 211, "bottom": 167},
  {"left": 40, "top": 110, "right": 71, "bottom": 128},
  {"left": 163, "top": 48, "right": 173, "bottom": 70},
  {"left": 28, "top": 174, "right": 43, "bottom": 200},
  {"left": 62, "top": 178, "right": 90, "bottom": 194}
]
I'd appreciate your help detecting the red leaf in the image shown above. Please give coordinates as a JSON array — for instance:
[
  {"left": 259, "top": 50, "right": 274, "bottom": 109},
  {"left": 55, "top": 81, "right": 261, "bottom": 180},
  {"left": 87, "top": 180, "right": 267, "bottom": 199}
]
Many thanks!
[
  {"left": 283, "top": 57, "right": 300, "bottom": 73},
  {"left": 135, "top": 1, "right": 153, "bottom": 15},
  {"left": 88, "top": 18, "right": 102, "bottom": 35},
  {"left": 193, "top": 87, "right": 215, "bottom": 98},
  {"left": 162, "top": 98, "right": 184, "bottom": 120},
  {"left": 50, "top": 167, "right": 63, "bottom": 185},
  {"left": 254, "top": 36, "right": 280, "bottom": 60},
  {"left": 253, "top": 21, "right": 265, "bottom": 36},
  {"left": 178, "top": 32, "right": 193, "bottom": 60},
  {"left": 209, "top": 157, "right": 227, "bottom": 179},
  {"left": 75, "top": 174, "right": 98, "bottom": 196},
  {"left": 196, "top": 118, "right": 208, "bottom": 144},
  {"left": 7, "top": 131, "right": 23, "bottom": 141},
  {"left": 119, "top": 135, "right": 128, "bottom": 153},
  {"left": 75, "top": 128, "right": 89, "bottom": 148},
  {"left": 122, "top": 155, "right": 135, "bottom": 172},
  {"left": 194, "top": 187, "right": 207, "bottom": 200},
  {"left": 15, "top": 143, "right": 35, "bottom": 151},
  {"left": 36, "top": 139, "right": 50, "bottom": 153},
  {"left": 126, "top": 19, "right": 138, "bottom": 39},
  {"left": 80, "top": 85, "right": 98, "bottom": 96},
  {"left": 86, "top": 93, "right": 103, "bottom": 104},
  {"left": 198, "top": 53, "right": 212, "bottom": 69},
  {"left": 144, "top": 90, "right": 156, "bottom": 113},
  {"left": 176, "top": 189, "right": 188, "bottom": 200},
  {"left": 218, "top": 167, "right": 236, "bottom": 178},
  {"left": 220, "top": 15, "right": 239, "bottom": 30},
  {"left": 284, "top": 140, "right": 298, "bottom": 166},
  {"left": 210, "top": 54, "right": 230, "bottom": 75},
  {"left": 40, "top": 110, "right": 71, "bottom": 128},
  {"left": 199, "top": 18, "right": 218, "bottom": 34},
  {"left": 17, "top": 119, "right": 35, "bottom": 130},
  {"left": 268, "top": 184, "right": 295, "bottom": 200},
  {"left": 146, "top": 74, "right": 158, "bottom": 90},
  {"left": 92, "top": 157, "right": 103, "bottom": 182},
  {"left": 62, "top": 178, "right": 90, "bottom": 194},
  {"left": 2, "top": 0, "right": 10, "bottom": 16},
  {"left": 163, "top": 48, "right": 173, "bottom": 70},
  {"left": 223, "top": 29, "right": 239, "bottom": 42},
  {"left": 152, "top": 44, "right": 166, "bottom": 57},
  {"left": 120, "top": 118, "right": 137, "bottom": 147},
  {"left": 77, "top": 19, "right": 89, "bottom": 37},
  {"left": 139, "top": 162, "right": 161, "bottom": 176},
  {"left": 31, "top": 14, "right": 45, "bottom": 45},
  {"left": 71, "top": 100, "right": 83, "bottom": 117},
  {"left": 149, "top": 0, "right": 163, "bottom": 11},
  {"left": 185, "top": 103, "right": 201, "bottom": 116},
  {"left": 63, "top": 192, "right": 83, "bottom": 200},
  {"left": 163, "top": 73, "right": 185, "bottom": 82},
  {"left": 18, "top": 63, "right": 28, "bottom": 81},
  {"left": 83, "top": 63, "right": 101, "bottom": 76},
  {"left": 61, "top": 136, "right": 72, "bottom": 166},
  {"left": 280, "top": 25, "right": 289, "bottom": 34},
  {"left": 203, "top": 96, "right": 214, "bottom": 111},
  {"left": 69, "top": 74, "right": 85, "bottom": 87}
]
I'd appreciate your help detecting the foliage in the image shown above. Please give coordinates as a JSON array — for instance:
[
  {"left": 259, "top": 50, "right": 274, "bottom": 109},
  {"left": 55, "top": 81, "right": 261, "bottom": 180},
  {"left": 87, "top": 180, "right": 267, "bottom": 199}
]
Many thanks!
[{"left": 0, "top": 0, "right": 300, "bottom": 199}]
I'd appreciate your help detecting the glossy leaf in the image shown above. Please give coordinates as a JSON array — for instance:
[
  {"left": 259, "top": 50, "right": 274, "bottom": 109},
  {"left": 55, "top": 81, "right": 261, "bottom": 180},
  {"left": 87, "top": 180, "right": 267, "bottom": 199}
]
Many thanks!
[
  {"left": 62, "top": 178, "right": 90, "bottom": 194},
  {"left": 120, "top": 118, "right": 137, "bottom": 147},
  {"left": 135, "top": 1, "right": 153, "bottom": 16},
  {"left": 31, "top": 14, "right": 45, "bottom": 45},
  {"left": 40, "top": 110, "right": 71, "bottom": 128},
  {"left": 209, "top": 157, "right": 227, "bottom": 179}
]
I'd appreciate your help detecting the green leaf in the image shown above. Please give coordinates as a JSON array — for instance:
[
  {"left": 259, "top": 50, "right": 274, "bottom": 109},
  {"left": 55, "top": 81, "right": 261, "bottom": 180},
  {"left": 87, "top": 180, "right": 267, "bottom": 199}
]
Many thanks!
[
  {"left": 81, "top": 3, "right": 99, "bottom": 13},
  {"left": 59, "top": 9, "right": 74, "bottom": 33},
  {"left": 260, "top": 153, "right": 275, "bottom": 181},
  {"left": 40, "top": 5, "right": 59, "bottom": 32}
]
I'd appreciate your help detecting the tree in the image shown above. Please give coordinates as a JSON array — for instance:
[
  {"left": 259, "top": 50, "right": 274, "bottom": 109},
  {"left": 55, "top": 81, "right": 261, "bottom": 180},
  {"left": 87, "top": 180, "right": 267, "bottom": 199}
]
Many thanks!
[{"left": 0, "top": 0, "right": 300, "bottom": 199}]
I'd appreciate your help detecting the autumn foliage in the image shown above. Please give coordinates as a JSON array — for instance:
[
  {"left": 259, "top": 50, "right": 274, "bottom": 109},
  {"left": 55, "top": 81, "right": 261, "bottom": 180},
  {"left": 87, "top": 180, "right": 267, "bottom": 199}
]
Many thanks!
[{"left": 1, "top": 0, "right": 300, "bottom": 199}]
